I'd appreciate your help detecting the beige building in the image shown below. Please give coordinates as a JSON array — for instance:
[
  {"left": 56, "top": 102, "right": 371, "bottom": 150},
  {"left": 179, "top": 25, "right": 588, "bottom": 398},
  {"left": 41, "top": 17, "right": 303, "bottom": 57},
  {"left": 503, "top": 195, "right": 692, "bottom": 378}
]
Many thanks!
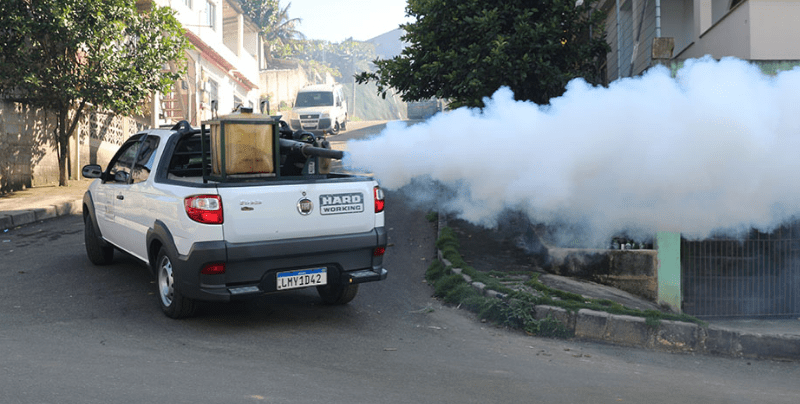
[{"left": 602, "top": 0, "right": 800, "bottom": 81}]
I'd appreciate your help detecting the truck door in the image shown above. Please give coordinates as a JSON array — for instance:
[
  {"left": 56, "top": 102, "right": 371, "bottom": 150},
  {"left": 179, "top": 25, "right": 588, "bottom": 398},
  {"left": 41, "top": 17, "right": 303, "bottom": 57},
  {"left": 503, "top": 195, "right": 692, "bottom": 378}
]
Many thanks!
[
  {"left": 115, "top": 136, "right": 160, "bottom": 261},
  {"left": 96, "top": 139, "right": 141, "bottom": 248}
]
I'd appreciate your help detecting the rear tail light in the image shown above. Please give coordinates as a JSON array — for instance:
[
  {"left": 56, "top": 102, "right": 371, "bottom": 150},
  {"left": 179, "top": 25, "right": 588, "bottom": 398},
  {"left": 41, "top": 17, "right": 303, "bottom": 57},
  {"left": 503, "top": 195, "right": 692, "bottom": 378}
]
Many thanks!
[
  {"left": 374, "top": 186, "right": 385, "bottom": 213},
  {"left": 185, "top": 195, "right": 223, "bottom": 224},
  {"left": 373, "top": 246, "right": 386, "bottom": 257},
  {"left": 201, "top": 263, "right": 226, "bottom": 275}
]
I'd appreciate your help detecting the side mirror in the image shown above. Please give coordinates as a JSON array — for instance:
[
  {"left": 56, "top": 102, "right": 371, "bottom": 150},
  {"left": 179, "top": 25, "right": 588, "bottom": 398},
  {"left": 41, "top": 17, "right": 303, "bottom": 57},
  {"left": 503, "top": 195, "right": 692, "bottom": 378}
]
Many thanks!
[
  {"left": 82, "top": 164, "right": 103, "bottom": 179},
  {"left": 114, "top": 171, "right": 130, "bottom": 184}
]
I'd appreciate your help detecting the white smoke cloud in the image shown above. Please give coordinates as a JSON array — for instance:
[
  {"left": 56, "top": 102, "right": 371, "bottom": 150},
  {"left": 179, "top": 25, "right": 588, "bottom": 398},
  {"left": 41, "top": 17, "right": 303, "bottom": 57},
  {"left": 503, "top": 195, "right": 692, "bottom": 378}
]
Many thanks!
[{"left": 344, "top": 56, "right": 800, "bottom": 246}]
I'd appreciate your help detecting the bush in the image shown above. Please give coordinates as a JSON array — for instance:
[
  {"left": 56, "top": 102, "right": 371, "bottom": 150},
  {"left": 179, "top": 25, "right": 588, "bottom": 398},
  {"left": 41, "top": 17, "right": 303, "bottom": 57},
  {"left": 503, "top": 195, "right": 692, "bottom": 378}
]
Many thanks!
[
  {"left": 426, "top": 260, "right": 447, "bottom": 283},
  {"left": 434, "top": 274, "right": 466, "bottom": 298},
  {"left": 444, "top": 283, "right": 481, "bottom": 304}
]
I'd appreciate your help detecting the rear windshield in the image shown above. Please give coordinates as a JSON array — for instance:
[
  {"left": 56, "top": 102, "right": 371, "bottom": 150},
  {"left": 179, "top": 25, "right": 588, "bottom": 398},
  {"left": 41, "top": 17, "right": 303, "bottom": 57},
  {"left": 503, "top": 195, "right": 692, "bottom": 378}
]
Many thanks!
[
  {"left": 167, "top": 134, "right": 209, "bottom": 178},
  {"left": 295, "top": 91, "right": 333, "bottom": 108}
]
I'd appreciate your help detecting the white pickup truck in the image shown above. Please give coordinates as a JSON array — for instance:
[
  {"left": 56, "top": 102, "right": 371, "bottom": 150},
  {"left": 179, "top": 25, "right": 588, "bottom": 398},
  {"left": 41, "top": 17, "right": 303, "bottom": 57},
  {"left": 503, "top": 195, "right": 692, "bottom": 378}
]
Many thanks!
[{"left": 81, "top": 112, "right": 387, "bottom": 318}]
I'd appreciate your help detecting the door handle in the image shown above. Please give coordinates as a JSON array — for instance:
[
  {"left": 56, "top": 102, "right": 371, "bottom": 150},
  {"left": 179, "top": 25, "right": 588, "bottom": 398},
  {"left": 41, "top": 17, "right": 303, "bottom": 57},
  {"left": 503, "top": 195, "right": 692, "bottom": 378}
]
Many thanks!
[{"left": 116, "top": 195, "right": 124, "bottom": 200}]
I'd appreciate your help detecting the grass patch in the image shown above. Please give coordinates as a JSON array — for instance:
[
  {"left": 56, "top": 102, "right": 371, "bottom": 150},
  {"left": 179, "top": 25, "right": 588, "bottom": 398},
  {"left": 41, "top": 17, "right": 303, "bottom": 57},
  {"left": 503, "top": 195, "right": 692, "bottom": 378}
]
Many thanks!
[
  {"left": 433, "top": 274, "right": 466, "bottom": 299},
  {"left": 426, "top": 226, "right": 705, "bottom": 338},
  {"left": 444, "top": 283, "right": 482, "bottom": 304}
]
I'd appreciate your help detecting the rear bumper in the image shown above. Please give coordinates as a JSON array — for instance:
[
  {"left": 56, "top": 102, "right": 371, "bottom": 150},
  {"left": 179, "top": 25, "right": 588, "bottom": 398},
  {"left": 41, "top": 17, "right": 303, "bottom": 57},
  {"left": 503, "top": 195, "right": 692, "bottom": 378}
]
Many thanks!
[{"left": 172, "top": 227, "right": 387, "bottom": 302}]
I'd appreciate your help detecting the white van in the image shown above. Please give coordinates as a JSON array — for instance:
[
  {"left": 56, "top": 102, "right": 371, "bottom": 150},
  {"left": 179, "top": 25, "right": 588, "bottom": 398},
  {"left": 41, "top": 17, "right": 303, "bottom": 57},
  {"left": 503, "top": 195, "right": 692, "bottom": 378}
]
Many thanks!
[{"left": 289, "top": 84, "right": 348, "bottom": 135}]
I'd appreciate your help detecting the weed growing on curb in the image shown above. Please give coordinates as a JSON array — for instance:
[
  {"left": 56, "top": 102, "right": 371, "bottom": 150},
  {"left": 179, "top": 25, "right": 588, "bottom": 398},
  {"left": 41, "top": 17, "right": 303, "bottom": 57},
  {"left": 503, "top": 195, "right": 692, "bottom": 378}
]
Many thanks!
[
  {"left": 425, "top": 257, "right": 574, "bottom": 338},
  {"left": 425, "top": 211, "right": 439, "bottom": 222},
  {"left": 426, "top": 259, "right": 447, "bottom": 283}
]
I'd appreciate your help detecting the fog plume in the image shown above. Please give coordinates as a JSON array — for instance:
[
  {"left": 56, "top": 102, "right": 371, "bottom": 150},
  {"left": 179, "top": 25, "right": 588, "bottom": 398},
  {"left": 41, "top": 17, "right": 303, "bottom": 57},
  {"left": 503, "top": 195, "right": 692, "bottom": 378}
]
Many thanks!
[{"left": 344, "top": 57, "right": 800, "bottom": 246}]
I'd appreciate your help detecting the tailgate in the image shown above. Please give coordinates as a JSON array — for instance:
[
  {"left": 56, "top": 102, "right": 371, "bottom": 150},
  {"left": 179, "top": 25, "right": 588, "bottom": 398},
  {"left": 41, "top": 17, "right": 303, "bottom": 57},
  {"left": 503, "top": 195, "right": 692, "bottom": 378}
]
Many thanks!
[{"left": 217, "top": 181, "right": 377, "bottom": 244}]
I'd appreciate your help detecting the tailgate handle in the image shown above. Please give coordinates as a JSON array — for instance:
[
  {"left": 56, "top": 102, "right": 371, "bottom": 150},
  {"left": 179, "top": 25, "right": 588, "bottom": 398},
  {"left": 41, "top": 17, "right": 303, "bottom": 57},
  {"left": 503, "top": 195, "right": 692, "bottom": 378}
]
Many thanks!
[{"left": 116, "top": 195, "right": 124, "bottom": 200}]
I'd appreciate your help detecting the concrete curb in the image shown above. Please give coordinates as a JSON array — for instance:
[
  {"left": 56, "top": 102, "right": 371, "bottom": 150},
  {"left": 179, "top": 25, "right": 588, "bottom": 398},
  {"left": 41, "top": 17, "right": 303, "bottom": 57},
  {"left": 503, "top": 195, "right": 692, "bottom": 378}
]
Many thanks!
[
  {"left": 0, "top": 198, "right": 83, "bottom": 231},
  {"left": 435, "top": 213, "right": 800, "bottom": 361}
]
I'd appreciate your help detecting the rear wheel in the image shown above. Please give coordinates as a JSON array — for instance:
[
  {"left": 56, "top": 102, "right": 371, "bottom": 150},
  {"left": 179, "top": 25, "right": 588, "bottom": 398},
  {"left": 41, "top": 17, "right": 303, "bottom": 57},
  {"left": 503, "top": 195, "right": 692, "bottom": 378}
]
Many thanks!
[
  {"left": 317, "top": 282, "right": 359, "bottom": 305},
  {"left": 84, "top": 214, "right": 113, "bottom": 265},
  {"left": 156, "top": 248, "right": 196, "bottom": 319}
]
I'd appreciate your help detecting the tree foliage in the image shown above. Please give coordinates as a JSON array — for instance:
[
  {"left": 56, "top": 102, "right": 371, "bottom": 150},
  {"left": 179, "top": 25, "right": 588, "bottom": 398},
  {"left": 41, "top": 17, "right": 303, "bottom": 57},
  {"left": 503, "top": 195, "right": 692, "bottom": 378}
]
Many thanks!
[
  {"left": 0, "top": 0, "right": 189, "bottom": 185},
  {"left": 238, "top": 0, "right": 279, "bottom": 29},
  {"left": 356, "top": 0, "right": 610, "bottom": 108},
  {"left": 240, "top": 0, "right": 305, "bottom": 62}
]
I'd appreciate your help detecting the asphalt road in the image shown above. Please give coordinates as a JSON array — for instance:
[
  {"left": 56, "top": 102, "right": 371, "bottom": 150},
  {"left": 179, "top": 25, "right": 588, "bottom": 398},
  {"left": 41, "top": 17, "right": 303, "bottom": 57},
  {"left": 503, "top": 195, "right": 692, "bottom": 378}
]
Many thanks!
[{"left": 2, "top": 122, "right": 800, "bottom": 403}]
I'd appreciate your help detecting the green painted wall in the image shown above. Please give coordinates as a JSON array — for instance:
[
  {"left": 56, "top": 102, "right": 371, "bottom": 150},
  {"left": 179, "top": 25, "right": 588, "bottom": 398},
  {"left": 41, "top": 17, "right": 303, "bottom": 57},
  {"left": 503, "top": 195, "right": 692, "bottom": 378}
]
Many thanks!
[{"left": 656, "top": 231, "right": 682, "bottom": 313}]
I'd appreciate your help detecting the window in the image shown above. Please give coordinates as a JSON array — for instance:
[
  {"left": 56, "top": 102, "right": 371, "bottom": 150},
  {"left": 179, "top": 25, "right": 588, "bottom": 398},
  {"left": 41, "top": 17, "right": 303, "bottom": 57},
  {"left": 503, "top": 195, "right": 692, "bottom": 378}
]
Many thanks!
[
  {"left": 132, "top": 137, "right": 160, "bottom": 183},
  {"left": 206, "top": 1, "right": 216, "bottom": 30},
  {"left": 168, "top": 134, "right": 209, "bottom": 178},
  {"left": 208, "top": 79, "right": 218, "bottom": 107},
  {"left": 108, "top": 142, "right": 139, "bottom": 183},
  {"left": 106, "top": 136, "right": 160, "bottom": 184},
  {"left": 295, "top": 92, "right": 334, "bottom": 108},
  {"left": 184, "top": 0, "right": 192, "bottom": 9}
]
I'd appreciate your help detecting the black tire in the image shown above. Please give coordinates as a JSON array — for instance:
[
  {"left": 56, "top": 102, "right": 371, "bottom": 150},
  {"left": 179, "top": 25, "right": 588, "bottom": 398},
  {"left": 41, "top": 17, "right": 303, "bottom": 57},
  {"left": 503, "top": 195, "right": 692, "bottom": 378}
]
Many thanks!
[
  {"left": 84, "top": 214, "right": 113, "bottom": 265},
  {"left": 317, "top": 282, "right": 359, "bottom": 305},
  {"left": 156, "top": 247, "right": 196, "bottom": 319},
  {"left": 330, "top": 121, "right": 340, "bottom": 136},
  {"left": 340, "top": 118, "right": 347, "bottom": 131}
]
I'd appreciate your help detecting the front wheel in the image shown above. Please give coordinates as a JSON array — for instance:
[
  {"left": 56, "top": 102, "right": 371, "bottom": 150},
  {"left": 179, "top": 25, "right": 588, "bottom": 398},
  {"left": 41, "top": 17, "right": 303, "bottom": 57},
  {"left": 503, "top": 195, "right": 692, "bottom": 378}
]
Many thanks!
[
  {"left": 156, "top": 248, "right": 196, "bottom": 319},
  {"left": 317, "top": 282, "right": 359, "bottom": 305},
  {"left": 330, "top": 121, "right": 340, "bottom": 136},
  {"left": 84, "top": 214, "right": 114, "bottom": 265}
]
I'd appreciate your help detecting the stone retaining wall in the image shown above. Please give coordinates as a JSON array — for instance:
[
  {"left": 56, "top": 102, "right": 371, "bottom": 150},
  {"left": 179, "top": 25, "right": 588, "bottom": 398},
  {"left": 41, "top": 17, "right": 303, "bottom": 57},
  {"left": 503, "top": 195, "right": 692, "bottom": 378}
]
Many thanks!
[{"left": 547, "top": 247, "right": 659, "bottom": 301}]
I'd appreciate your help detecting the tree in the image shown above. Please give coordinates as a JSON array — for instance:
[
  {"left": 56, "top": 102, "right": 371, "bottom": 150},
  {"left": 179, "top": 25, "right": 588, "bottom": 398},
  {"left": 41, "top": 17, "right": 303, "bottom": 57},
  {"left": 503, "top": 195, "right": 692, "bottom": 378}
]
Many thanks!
[
  {"left": 238, "top": 0, "right": 279, "bottom": 28},
  {"left": 240, "top": 0, "right": 304, "bottom": 63},
  {"left": 266, "top": 2, "right": 305, "bottom": 45},
  {"left": 0, "top": 0, "right": 189, "bottom": 186},
  {"left": 356, "top": 0, "right": 610, "bottom": 108}
]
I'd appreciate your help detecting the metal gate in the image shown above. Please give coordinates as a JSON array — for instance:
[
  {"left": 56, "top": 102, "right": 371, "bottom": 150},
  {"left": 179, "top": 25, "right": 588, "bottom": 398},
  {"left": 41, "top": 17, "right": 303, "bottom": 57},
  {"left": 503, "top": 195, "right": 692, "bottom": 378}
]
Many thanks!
[{"left": 681, "top": 224, "right": 800, "bottom": 318}]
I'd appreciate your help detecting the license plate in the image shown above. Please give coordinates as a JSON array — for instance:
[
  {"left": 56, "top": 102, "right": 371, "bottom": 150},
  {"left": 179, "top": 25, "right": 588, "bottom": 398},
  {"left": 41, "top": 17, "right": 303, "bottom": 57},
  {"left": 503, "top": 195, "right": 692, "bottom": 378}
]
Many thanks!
[{"left": 276, "top": 267, "right": 327, "bottom": 290}]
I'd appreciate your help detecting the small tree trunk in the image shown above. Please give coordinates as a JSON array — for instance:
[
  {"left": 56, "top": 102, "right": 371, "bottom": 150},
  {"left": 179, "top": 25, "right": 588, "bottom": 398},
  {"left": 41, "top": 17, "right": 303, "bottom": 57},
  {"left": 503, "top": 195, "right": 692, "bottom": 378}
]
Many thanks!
[
  {"left": 55, "top": 101, "right": 87, "bottom": 186},
  {"left": 57, "top": 106, "right": 69, "bottom": 186}
]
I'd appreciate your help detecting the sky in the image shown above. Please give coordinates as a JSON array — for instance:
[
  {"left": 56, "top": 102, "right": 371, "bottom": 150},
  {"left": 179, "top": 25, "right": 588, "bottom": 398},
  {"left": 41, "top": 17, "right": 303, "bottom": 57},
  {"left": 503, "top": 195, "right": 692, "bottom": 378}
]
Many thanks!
[{"left": 286, "top": 0, "right": 412, "bottom": 43}]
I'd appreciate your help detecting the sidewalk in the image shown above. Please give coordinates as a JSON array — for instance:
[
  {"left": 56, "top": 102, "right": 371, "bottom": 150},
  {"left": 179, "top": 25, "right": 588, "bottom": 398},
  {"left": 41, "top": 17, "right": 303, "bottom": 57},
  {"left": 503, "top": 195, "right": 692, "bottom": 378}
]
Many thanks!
[{"left": 0, "top": 178, "right": 93, "bottom": 231}]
